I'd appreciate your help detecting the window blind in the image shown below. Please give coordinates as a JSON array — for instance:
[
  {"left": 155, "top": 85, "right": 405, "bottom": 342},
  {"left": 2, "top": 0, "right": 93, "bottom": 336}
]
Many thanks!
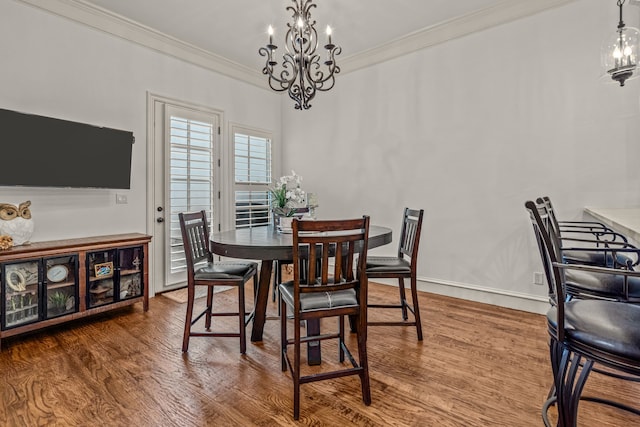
[
  {"left": 234, "top": 132, "right": 271, "bottom": 229},
  {"left": 170, "top": 116, "right": 214, "bottom": 273}
]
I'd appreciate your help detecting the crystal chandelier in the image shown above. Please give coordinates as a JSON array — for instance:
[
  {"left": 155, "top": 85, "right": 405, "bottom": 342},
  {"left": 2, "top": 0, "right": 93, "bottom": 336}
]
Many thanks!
[
  {"left": 601, "top": 0, "right": 640, "bottom": 86},
  {"left": 259, "top": 0, "right": 341, "bottom": 110}
]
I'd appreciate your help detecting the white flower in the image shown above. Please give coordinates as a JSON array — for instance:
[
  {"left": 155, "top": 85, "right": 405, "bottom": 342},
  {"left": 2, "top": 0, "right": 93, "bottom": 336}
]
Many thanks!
[{"left": 270, "top": 170, "right": 306, "bottom": 215}]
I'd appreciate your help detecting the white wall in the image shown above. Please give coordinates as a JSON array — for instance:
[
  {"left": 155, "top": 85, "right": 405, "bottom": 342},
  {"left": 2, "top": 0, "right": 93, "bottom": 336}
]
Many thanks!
[
  {"left": 2, "top": 0, "right": 639, "bottom": 313},
  {"left": 281, "top": 0, "right": 640, "bottom": 312},
  {"left": 0, "top": 1, "right": 281, "bottom": 240}
]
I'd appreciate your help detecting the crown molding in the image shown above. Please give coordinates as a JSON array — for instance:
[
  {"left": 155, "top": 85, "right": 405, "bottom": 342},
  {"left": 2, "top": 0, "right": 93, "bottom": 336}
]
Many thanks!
[
  {"left": 16, "top": 0, "right": 266, "bottom": 88},
  {"left": 340, "top": 0, "right": 578, "bottom": 73},
  {"left": 17, "top": 0, "right": 577, "bottom": 86}
]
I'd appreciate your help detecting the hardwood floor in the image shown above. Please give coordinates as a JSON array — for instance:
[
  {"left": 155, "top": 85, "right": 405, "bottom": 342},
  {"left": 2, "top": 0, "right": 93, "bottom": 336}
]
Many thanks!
[{"left": 0, "top": 282, "right": 638, "bottom": 426}]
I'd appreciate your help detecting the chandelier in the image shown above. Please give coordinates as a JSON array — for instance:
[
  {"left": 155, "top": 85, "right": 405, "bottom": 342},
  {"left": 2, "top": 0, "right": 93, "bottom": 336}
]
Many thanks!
[
  {"left": 601, "top": 0, "right": 639, "bottom": 86},
  {"left": 259, "top": 0, "right": 341, "bottom": 110}
]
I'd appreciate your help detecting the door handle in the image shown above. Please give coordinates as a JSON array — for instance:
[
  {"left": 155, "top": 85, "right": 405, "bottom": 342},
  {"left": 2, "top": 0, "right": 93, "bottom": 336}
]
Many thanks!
[{"left": 156, "top": 217, "right": 165, "bottom": 223}]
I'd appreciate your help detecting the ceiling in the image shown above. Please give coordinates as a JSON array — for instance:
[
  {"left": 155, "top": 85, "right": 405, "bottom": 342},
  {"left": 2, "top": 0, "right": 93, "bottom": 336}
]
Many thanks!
[
  {"left": 81, "top": 0, "right": 533, "bottom": 71},
  {"left": 21, "top": 0, "right": 575, "bottom": 85}
]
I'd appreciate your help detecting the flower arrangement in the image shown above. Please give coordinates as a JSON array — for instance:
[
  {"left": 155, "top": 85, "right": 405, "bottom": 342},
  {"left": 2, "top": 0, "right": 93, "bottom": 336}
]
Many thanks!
[{"left": 270, "top": 170, "right": 305, "bottom": 216}]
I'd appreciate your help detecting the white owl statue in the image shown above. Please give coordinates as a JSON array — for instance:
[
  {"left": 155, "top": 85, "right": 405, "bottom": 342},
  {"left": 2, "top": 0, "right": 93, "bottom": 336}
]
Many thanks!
[{"left": 0, "top": 201, "right": 35, "bottom": 246}]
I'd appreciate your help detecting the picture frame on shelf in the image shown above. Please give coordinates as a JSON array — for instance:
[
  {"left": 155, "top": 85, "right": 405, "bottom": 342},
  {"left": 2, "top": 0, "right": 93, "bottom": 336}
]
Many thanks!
[{"left": 94, "top": 262, "right": 114, "bottom": 278}]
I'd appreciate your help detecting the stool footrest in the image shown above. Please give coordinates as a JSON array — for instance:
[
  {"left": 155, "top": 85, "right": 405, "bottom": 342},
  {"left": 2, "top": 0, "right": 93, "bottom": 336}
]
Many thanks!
[{"left": 368, "top": 321, "right": 417, "bottom": 327}]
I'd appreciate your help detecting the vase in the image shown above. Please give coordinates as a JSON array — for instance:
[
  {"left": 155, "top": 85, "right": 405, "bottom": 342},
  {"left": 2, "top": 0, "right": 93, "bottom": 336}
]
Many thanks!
[
  {"left": 279, "top": 216, "right": 293, "bottom": 233},
  {"left": 273, "top": 213, "right": 294, "bottom": 233}
]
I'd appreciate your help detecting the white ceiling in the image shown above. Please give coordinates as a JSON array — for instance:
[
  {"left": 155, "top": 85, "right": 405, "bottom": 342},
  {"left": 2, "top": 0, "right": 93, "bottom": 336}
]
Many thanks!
[
  {"left": 81, "top": 0, "right": 526, "bottom": 70},
  {"left": 21, "top": 0, "right": 575, "bottom": 85}
]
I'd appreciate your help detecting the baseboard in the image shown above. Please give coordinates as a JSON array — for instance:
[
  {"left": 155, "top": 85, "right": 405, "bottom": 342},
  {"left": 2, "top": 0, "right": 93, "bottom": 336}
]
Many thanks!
[{"left": 371, "top": 277, "right": 549, "bottom": 315}]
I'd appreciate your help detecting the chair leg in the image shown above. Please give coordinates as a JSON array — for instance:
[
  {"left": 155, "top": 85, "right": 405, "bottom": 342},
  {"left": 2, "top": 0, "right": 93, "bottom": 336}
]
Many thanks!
[
  {"left": 238, "top": 282, "right": 246, "bottom": 354},
  {"left": 355, "top": 313, "right": 372, "bottom": 406},
  {"left": 182, "top": 284, "right": 196, "bottom": 352},
  {"left": 554, "top": 347, "right": 572, "bottom": 427},
  {"left": 253, "top": 273, "right": 258, "bottom": 299},
  {"left": 398, "top": 277, "right": 408, "bottom": 320},
  {"left": 273, "top": 260, "right": 283, "bottom": 302},
  {"left": 280, "top": 292, "right": 287, "bottom": 372},
  {"left": 559, "top": 353, "right": 592, "bottom": 427},
  {"left": 205, "top": 286, "right": 214, "bottom": 330},
  {"left": 293, "top": 313, "right": 301, "bottom": 420},
  {"left": 339, "top": 315, "right": 345, "bottom": 363},
  {"left": 410, "top": 276, "right": 423, "bottom": 341}
]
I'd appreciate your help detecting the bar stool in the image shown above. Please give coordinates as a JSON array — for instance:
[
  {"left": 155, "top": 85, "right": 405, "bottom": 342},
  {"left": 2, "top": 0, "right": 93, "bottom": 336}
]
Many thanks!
[{"left": 366, "top": 208, "right": 424, "bottom": 340}]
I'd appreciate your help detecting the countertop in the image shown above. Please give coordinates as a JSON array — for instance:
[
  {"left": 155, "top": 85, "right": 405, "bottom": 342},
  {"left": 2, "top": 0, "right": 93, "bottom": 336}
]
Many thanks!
[{"left": 584, "top": 207, "right": 640, "bottom": 245}]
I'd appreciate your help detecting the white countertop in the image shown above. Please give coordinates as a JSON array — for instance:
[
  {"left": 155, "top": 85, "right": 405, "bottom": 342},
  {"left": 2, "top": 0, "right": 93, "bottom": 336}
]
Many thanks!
[{"left": 584, "top": 207, "right": 640, "bottom": 245}]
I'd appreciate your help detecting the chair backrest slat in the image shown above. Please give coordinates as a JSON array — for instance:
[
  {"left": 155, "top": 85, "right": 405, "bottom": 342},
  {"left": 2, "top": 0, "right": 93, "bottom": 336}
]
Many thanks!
[
  {"left": 525, "top": 200, "right": 565, "bottom": 341},
  {"left": 398, "top": 208, "right": 424, "bottom": 263},
  {"left": 179, "top": 210, "right": 212, "bottom": 275},
  {"left": 293, "top": 217, "right": 370, "bottom": 297},
  {"left": 526, "top": 201, "right": 556, "bottom": 302}
]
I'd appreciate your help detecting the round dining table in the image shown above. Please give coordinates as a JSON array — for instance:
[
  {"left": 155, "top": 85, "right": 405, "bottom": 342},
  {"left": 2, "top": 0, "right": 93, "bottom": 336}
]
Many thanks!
[{"left": 210, "top": 224, "right": 392, "bottom": 362}]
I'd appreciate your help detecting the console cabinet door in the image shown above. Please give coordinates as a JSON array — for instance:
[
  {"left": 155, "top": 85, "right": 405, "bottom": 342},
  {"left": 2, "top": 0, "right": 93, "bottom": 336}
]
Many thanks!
[
  {"left": 2, "top": 260, "right": 41, "bottom": 329},
  {"left": 87, "top": 249, "right": 117, "bottom": 308},
  {"left": 117, "top": 246, "right": 144, "bottom": 301},
  {"left": 44, "top": 255, "right": 79, "bottom": 319}
]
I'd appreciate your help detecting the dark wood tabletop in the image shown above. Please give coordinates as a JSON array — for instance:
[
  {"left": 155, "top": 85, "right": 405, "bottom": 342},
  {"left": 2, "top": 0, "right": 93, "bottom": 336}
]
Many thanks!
[
  {"left": 210, "top": 224, "right": 392, "bottom": 346},
  {"left": 211, "top": 225, "right": 392, "bottom": 260}
]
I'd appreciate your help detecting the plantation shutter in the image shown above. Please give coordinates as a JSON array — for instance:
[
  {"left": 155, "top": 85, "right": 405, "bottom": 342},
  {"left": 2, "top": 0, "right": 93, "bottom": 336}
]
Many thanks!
[
  {"left": 169, "top": 114, "right": 215, "bottom": 273},
  {"left": 234, "top": 129, "right": 272, "bottom": 229}
]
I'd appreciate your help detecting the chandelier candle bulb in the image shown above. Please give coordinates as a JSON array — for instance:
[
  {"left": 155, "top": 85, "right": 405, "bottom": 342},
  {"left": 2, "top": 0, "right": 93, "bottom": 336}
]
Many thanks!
[{"left": 268, "top": 25, "right": 274, "bottom": 46}]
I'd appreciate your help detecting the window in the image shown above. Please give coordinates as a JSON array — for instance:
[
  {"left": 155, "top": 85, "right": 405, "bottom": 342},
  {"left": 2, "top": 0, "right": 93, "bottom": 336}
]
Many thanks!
[{"left": 233, "top": 127, "right": 272, "bottom": 229}]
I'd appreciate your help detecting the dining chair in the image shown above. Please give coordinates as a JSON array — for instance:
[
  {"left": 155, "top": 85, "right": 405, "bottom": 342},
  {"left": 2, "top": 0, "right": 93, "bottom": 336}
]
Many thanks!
[
  {"left": 532, "top": 199, "right": 640, "bottom": 302},
  {"left": 538, "top": 196, "right": 636, "bottom": 269},
  {"left": 271, "top": 207, "right": 310, "bottom": 303},
  {"left": 526, "top": 200, "right": 640, "bottom": 426},
  {"left": 279, "top": 216, "right": 371, "bottom": 420},
  {"left": 178, "top": 210, "right": 258, "bottom": 354},
  {"left": 540, "top": 196, "right": 616, "bottom": 232},
  {"left": 366, "top": 207, "right": 424, "bottom": 340}
]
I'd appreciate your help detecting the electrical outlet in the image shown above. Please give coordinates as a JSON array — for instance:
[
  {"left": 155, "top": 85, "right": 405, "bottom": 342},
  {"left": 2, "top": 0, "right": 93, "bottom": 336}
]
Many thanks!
[
  {"left": 533, "top": 272, "right": 545, "bottom": 286},
  {"left": 116, "top": 194, "right": 128, "bottom": 204}
]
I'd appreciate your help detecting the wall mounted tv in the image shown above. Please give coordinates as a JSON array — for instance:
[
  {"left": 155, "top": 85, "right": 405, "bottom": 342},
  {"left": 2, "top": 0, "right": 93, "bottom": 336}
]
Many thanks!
[{"left": 0, "top": 108, "right": 134, "bottom": 189}]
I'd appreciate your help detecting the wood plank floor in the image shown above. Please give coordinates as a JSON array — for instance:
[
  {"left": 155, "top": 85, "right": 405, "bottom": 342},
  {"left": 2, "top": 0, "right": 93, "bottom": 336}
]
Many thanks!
[{"left": 0, "top": 282, "right": 638, "bottom": 426}]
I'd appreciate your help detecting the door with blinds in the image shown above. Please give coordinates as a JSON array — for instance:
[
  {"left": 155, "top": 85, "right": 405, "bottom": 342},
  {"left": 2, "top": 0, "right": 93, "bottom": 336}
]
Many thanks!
[{"left": 157, "top": 105, "right": 220, "bottom": 290}]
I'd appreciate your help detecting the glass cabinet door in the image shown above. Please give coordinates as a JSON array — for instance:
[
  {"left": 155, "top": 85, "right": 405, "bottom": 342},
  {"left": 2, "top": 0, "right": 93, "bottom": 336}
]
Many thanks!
[
  {"left": 44, "top": 255, "right": 78, "bottom": 319},
  {"left": 87, "top": 250, "right": 116, "bottom": 308},
  {"left": 118, "top": 246, "right": 143, "bottom": 300},
  {"left": 3, "top": 260, "right": 40, "bottom": 329}
]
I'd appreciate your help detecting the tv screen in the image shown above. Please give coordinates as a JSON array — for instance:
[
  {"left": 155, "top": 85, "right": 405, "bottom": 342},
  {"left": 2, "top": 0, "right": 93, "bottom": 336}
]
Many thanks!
[{"left": 0, "top": 109, "right": 134, "bottom": 189}]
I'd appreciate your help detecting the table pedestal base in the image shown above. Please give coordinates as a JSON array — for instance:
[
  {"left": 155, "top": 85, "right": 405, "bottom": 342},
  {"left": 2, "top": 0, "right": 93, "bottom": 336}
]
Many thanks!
[{"left": 251, "top": 260, "right": 321, "bottom": 365}]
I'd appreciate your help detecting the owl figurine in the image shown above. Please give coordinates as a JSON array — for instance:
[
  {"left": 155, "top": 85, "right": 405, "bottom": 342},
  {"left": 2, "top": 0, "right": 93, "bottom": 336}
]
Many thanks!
[{"left": 0, "top": 201, "right": 35, "bottom": 246}]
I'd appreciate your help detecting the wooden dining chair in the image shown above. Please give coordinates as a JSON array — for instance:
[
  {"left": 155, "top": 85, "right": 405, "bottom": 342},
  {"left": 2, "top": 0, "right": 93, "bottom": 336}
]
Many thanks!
[
  {"left": 366, "top": 208, "right": 424, "bottom": 340},
  {"left": 272, "top": 207, "right": 310, "bottom": 304},
  {"left": 178, "top": 210, "right": 258, "bottom": 354},
  {"left": 279, "top": 216, "right": 371, "bottom": 420}
]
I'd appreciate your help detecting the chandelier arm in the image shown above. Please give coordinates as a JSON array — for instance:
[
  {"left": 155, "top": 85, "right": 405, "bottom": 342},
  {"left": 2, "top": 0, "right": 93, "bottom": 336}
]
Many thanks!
[
  {"left": 304, "top": 46, "right": 342, "bottom": 88},
  {"left": 264, "top": 55, "right": 299, "bottom": 91}
]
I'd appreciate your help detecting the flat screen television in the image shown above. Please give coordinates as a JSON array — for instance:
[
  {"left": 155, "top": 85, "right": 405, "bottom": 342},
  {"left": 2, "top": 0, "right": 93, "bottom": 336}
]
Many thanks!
[{"left": 0, "top": 108, "right": 134, "bottom": 189}]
